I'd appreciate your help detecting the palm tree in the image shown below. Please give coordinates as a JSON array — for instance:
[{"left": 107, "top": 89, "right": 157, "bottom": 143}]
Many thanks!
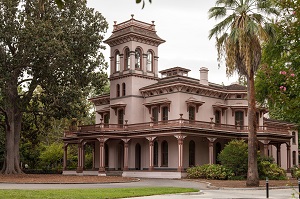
[{"left": 208, "top": 0, "right": 277, "bottom": 186}]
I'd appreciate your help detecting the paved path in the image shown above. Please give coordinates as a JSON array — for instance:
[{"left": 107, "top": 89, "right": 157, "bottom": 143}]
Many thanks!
[{"left": 0, "top": 179, "right": 297, "bottom": 199}]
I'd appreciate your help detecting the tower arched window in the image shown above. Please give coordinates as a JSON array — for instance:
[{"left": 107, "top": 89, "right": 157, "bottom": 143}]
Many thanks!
[
  {"left": 161, "top": 140, "right": 168, "bottom": 166},
  {"left": 135, "top": 48, "right": 142, "bottom": 69},
  {"left": 115, "top": 51, "right": 120, "bottom": 72},
  {"left": 116, "top": 84, "right": 120, "bottom": 97},
  {"left": 124, "top": 48, "right": 130, "bottom": 70},
  {"left": 147, "top": 50, "right": 153, "bottom": 72},
  {"left": 122, "top": 83, "right": 126, "bottom": 96},
  {"left": 162, "top": 106, "right": 168, "bottom": 122}
]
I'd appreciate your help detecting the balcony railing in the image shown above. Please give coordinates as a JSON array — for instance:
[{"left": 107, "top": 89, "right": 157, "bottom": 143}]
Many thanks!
[{"left": 64, "top": 119, "right": 290, "bottom": 137}]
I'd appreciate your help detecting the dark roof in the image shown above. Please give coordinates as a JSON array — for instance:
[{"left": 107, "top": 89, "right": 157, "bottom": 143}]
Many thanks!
[{"left": 224, "top": 84, "right": 247, "bottom": 91}]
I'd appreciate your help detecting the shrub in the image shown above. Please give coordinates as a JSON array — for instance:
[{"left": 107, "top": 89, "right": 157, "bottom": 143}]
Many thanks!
[
  {"left": 218, "top": 139, "right": 248, "bottom": 177},
  {"left": 187, "top": 164, "right": 234, "bottom": 180},
  {"left": 258, "top": 160, "right": 286, "bottom": 180}
]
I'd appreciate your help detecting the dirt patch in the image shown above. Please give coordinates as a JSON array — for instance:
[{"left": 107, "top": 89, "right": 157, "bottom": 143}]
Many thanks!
[{"left": 0, "top": 174, "right": 137, "bottom": 184}]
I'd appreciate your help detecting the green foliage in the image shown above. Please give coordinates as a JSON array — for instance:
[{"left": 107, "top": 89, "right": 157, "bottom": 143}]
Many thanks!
[
  {"left": 256, "top": 0, "right": 300, "bottom": 124},
  {"left": 39, "top": 142, "right": 63, "bottom": 169},
  {"left": 218, "top": 140, "right": 248, "bottom": 177},
  {"left": 187, "top": 164, "right": 234, "bottom": 180},
  {"left": 258, "top": 160, "right": 286, "bottom": 180}
]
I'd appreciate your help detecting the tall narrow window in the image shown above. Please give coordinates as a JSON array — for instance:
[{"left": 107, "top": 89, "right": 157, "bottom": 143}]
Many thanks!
[
  {"left": 135, "top": 48, "right": 142, "bottom": 69},
  {"left": 118, "top": 109, "right": 124, "bottom": 125},
  {"left": 104, "top": 114, "right": 109, "bottom": 126},
  {"left": 215, "top": 110, "right": 221, "bottom": 125},
  {"left": 161, "top": 140, "right": 168, "bottom": 166},
  {"left": 189, "top": 106, "right": 195, "bottom": 121},
  {"left": 153, "top": 141, "right": 158, "bottom": 166},
  {"left": 189, "top": 140, "right": 195, "bottom": 166},
  {"left": 152, "top": 107, "right": 159, "bottom": 123},
  {"left": 235, "top": 111, "right": 244, "bottom": 129},
  {"left": 124, "top": 48, "right": 130, "bottom": 70},
  {"left": 116, "top": 84, "right": 120, "bottom": 97},
  {"left": 147, "top": 51, "right": 153, "bottom": 71},
  {"left": 122, "top": 83, "right": 126, "bottom": 96},
  {"left": 292, "top": 132, "right": 296, "bottom": 145},
  {"left": 293, "top": 151, "right": 296, "bottom": 166},
  {"left": 162, "top": 106, "right": 168, "bottom": 122},
  {"left": 115, "top": 51, "right": 120, "bottom": 72}
]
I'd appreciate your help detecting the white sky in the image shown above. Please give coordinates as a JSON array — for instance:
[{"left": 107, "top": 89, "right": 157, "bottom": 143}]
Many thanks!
[{"left": 87, "top": 0, "right": 238, "bottom": 85}]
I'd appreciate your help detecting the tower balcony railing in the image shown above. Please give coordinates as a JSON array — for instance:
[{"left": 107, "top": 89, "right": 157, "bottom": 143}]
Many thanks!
[{"left": 64, "top": 118, "right": 290, "bottom": 137}]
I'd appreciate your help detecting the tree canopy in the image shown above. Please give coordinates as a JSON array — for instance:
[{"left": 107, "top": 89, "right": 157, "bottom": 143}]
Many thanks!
[{"left": 0, "top": 0, "right": 108, "bottom": 174}]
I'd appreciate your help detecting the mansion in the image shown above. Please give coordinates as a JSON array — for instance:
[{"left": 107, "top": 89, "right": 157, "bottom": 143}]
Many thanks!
[{"left": 63, "top": 16, "right": 298, "bottom": 178}]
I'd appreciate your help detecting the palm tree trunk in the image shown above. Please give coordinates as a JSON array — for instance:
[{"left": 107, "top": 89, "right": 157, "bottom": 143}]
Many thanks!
[{"left": 246, "top": 70, "right": 259, "bottom": 186}]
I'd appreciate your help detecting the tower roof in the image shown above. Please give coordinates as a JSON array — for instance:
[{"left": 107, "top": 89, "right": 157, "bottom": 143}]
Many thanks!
[{"left": 104, "top": 15, "right": 165, "bottom": 47}]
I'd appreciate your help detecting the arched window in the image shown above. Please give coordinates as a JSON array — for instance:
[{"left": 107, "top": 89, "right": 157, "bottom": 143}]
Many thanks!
[
  {"left": 162, "top": 106, "right": 168, "bottom": 122},
  {"left": 153, "top": 141, "right": 158, "bottom": 166},
  {"left": 235, "top": 111, "right": 244, "bottom": 129},
  {"left": 152, "top": 107, "right": 159, "bottom": 123},
  {"left": 135, "top": 48, "right": 142, "bottom": 69},
  {"left": 115, "top": 51, "right": 120, "bottom": 72},
  {"left": 147, "top": 51, "right": 153, "bottom": 72},
  {"left": 215, "top": 110, "right": 221, "bottom": 125},
  {"left": 122, "top": 83, "right": 126, "bottom": 96},
  {"left": 118, "top": 109, "right": 124, "bottom": 125},
  {"left": 161, "top": 140, "right": 168, "bottom": 166},
  {"left": 188, "top": 106, "right": 195, "bottom": 121},
  {"left": 189, "top": 140, "right": 195, "bottom": 166},
  {"left": 124, "top": 48, "right": 130, "bottom": 70},
  {"left": 116, "top": 84, "right": 120, "bottom": 97}
]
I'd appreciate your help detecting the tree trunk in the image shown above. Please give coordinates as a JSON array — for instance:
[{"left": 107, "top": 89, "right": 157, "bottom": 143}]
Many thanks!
[{"left": 246, "top": 70, "right": 259, "bottom": 186}]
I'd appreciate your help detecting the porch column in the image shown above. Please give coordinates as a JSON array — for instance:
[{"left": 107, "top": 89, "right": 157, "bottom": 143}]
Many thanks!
[
  {"left": 123, "top": 139, "right": 130, "bottom": 171},
  {"left": 63, "top": 143, "right": 68, "bottom": 170},
  {"left": 207, "top": 138, "right": 217, "bottom": 165},
  {"left": 287, "top": 143, "right": 291, "bottom": 171},
  {"left": 175, "top": 135, "right": 186, "bottom": 172},
  {"left": 146, "top": 137, "right": 156, "bottom": 171},
  {"left": 276, "top": 143, "right": 282, "bottom": 167},
  {"left": 97, "top": 138, "right": 107, "bottom": 176},
  {"left": 76, "top": 141, "right": 83, "bottom": 173}
]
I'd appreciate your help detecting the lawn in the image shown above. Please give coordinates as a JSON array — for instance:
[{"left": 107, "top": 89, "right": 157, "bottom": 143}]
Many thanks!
[{"left": 0, "top": 187, "right": 198, "bottom": 199}]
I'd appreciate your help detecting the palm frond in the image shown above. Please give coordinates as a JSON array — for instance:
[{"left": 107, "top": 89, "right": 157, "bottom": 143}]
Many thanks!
[
  {"left": 208, "top": 14, "right": 236, "bottom": 39},
  {"left": 208, "top": 7, "right": 227, "bottom": 20}
]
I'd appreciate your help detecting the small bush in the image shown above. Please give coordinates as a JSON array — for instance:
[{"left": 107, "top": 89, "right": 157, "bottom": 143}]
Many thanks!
[
  {"left": 258, "top": 160, "right": 286, "bottom": 180},
  {"left": 187, "top": 164, "right": 234, "bottom": 180}
]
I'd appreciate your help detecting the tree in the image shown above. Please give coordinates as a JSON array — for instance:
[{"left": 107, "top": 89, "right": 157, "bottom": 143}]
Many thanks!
[
  {"left": 0, "top": 0, "right": 108, "bottom": 174},
  {"left": 208, "top": 0, "right": 277, "bottom": 186},
  {"left": 256, "top": 0, "right": 300, "bottom": 125}
]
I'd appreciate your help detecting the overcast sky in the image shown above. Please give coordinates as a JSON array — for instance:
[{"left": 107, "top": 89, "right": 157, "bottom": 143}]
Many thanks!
[{"left": 87, "top": 0, "right": 238, "bottom": 85}]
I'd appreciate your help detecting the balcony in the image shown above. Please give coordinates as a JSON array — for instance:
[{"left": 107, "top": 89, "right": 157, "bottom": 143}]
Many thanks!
[{"left": 64, "top": 119, "right": 291, "bottom": 138}]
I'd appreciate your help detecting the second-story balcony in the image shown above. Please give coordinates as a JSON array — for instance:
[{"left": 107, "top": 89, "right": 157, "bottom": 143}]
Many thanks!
[{"left": 64, "top": 118, "right": 293, "bottom": 139}]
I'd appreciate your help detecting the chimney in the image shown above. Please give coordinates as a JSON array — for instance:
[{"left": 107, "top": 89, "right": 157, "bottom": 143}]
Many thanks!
[{"left": 200, "top": 67, "right": 209, "bottom": 85}]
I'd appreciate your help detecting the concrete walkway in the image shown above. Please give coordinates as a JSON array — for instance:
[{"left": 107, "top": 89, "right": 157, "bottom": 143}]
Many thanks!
[{"left": 0, "top": 179, "right": 297, "bottom": 199}]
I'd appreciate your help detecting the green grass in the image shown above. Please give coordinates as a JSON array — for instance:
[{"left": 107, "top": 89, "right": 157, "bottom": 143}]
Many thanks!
[{"left": 0, "top": 187, "right": 198, "bottom": 199}]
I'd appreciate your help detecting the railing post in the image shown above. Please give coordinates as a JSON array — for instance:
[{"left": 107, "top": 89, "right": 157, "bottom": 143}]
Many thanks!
[
  {"left": 150, "top": 117, "right": 154, "bottom": 127},
  {"left": 124, "top": 120, "right": 128, "bottom": 129},
  {"left": 179, "top": 114, "right": 183, "bottom": 124}
]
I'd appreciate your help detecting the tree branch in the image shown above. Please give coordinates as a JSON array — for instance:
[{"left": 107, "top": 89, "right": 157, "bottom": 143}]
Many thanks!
[
  {"left": 0, "top": 106, "right": 10, "bottom": 131},
  {"left": 17, "top": 78, "right": 33, "bottom": 86}
]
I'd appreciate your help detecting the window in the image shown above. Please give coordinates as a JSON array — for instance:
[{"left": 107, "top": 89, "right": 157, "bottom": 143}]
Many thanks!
[
  {"left": 189, "top": 140, "right": 195, "bottom": 166},
  {"left": 147, "top": 51, "right": 153, "bottom": 71},
  {"left": 124, "top": 48, "right": 130, "bottom": 70},
  {"left": 188, "top": 106, "right": 195, "bottom": 121},
  {"left": 115, "top": 51, "right": 120, "bottom": 72},
  {"left": 122, "top": 83, "right": 126, "bottom": 96},
  {"left": 162, "top": 106, "right": 168, "bottom": 122},
  {"left": 256, "top": 112, "right": 259, "bottom": 126},
  {"left": 292, "top": 132, "right": 296, "bottom": 145},
  {"left": 293, "top": 151, "right": 297, "bottom": 166},
  {"left": 161, "top": 140, "right": 168, "bottom": 166},
  {"left": 118, "top": 109, "right": 124, "bottom": 125},
  {"left": 153, "top": 141, "right": 158, "bottom": 166},
  {"left": 215, "top": 110, "right": 221, "bottom": 125},
  {"left": 152, "top": 107, "right": 159, "bottom": 123},
  {"left": 104, "top": 114, "right": 109, "bottom": 126},
  {"left": 235, "top": 111, "right": 244, "bottom": 129},
  {"left": 135, "top": 48, "right": 142, "bottom": 69},
  {"left": 116, "top": 84, "right": 120, "bottom": 97}
]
